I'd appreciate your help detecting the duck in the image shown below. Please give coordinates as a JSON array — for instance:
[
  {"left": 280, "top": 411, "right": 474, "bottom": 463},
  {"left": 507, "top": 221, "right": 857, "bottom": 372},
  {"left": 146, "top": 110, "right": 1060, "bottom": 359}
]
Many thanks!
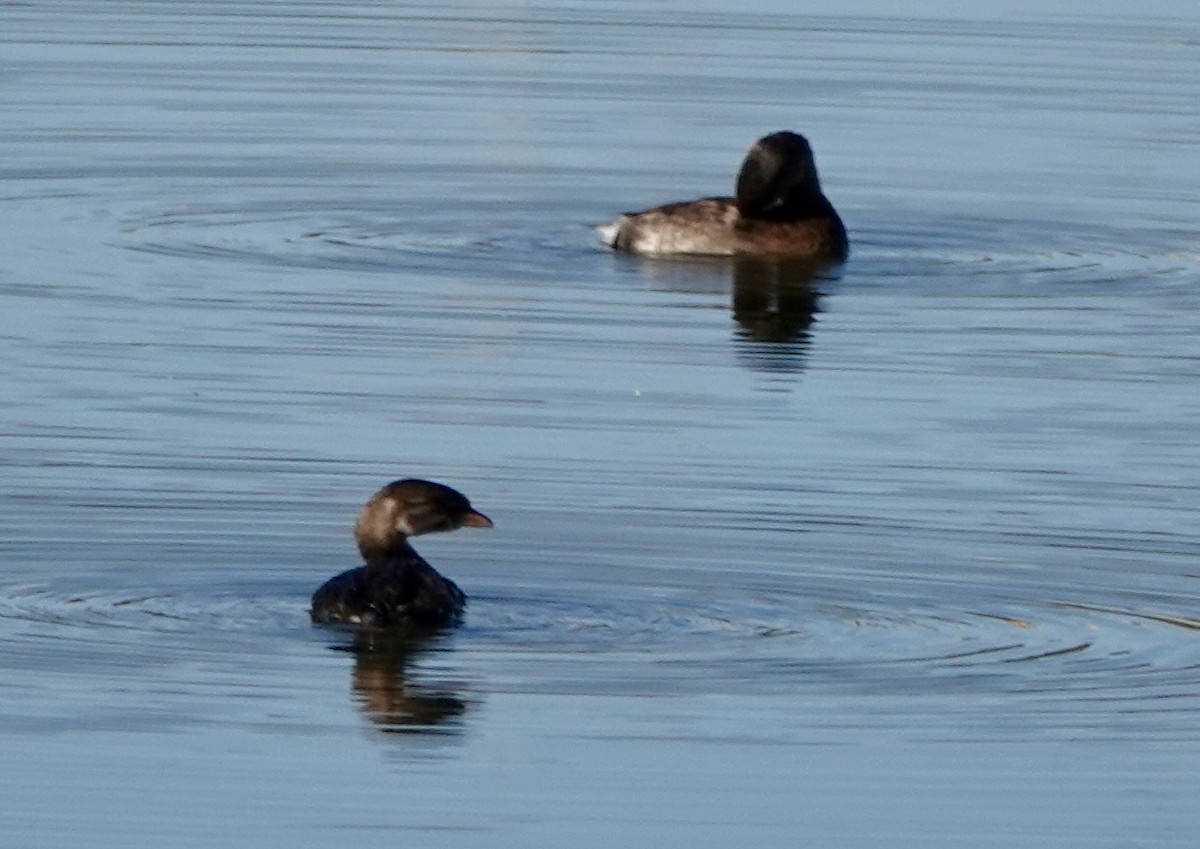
[
  {"left": 597, "top": 131, "right": 847, "bottom": 260},
  {"left": 310, "top": 479, "right": 492, "bottom": 630}
]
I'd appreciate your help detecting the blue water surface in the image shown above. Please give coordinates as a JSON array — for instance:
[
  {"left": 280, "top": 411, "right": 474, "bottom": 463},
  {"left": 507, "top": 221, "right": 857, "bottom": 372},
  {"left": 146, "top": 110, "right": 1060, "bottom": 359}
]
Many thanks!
[{"left": 2, "top": 2, "right": 1199, "bottom": 846}]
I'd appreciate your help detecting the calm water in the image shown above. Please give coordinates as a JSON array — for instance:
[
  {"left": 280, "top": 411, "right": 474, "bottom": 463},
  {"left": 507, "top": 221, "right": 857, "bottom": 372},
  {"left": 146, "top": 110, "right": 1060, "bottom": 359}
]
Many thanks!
[{"left": 3, "top": 1, "right": 1200, "bottom": 845}]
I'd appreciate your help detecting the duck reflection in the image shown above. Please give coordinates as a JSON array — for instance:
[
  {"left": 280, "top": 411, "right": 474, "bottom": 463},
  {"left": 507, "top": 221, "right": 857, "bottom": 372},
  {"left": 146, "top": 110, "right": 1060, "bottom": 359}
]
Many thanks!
[
  {"left": 729, "top": 258, "right": 825, "bottom": 375},
  {"left": 619, "top": 255, "right": 832, "bottom": 376},
  {"left": 334, "top": 630, "right": 471, "bottom": 734}
]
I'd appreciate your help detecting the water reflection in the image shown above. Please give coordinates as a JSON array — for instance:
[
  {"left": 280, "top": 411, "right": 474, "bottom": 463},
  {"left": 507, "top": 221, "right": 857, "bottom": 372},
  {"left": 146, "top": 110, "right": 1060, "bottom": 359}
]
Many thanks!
[
  {"left": 334, "top": 631, "right": 471, "bottom": 735},
  {"left": 730, "top": 258, "right": 826, "bottom": 375},
  {"left": 620, "top": 255, "right": 833, "bottom": 375}
]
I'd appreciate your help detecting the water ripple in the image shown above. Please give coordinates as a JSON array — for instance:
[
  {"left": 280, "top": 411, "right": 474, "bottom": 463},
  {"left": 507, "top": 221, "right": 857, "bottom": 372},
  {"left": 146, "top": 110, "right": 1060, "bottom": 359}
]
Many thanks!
[{"left": 5, "top": 580, "right": 1199, "bottom": 713}]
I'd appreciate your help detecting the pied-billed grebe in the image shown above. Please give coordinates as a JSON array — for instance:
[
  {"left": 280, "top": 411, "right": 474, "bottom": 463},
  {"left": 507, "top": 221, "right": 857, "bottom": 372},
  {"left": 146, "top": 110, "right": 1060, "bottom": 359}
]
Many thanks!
[
  {"left": 310, "top": 479, "right": 492, "bottom": 630},
  {"left": 598, "top": 131, "right": 848, "bottom": 260}
]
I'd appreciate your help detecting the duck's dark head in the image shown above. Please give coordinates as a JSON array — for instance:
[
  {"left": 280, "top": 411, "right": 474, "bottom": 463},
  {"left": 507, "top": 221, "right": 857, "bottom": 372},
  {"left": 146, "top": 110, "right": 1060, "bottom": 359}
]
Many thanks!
[
  {"left": 354, "top": 478, "right": 492, "bottom": 560},
  {"left": 734, "top": 131, "right": 823, "bottom": 220}
]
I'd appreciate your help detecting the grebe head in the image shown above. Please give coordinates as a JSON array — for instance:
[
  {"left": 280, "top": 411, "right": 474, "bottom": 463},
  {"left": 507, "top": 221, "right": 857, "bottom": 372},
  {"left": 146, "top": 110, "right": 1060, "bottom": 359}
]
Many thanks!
[{"left": 354, "top": 478, "right": 492, "bottom": 560}]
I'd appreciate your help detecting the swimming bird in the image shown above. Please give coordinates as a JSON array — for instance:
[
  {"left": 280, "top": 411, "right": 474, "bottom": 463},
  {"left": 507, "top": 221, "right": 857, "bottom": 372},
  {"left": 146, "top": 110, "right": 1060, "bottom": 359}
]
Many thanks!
[
  {"left": 598, "top": 131, "right": 847, "bottom": 260},
  {"left": 310, "top": 479, "right": 492, "bottom": 630}
]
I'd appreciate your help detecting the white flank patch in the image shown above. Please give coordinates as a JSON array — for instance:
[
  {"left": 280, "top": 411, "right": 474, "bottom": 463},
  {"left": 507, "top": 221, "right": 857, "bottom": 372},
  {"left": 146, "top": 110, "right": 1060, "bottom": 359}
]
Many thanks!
[{"left": 594, "top": 219, "right": 621, "bottom": 248}]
